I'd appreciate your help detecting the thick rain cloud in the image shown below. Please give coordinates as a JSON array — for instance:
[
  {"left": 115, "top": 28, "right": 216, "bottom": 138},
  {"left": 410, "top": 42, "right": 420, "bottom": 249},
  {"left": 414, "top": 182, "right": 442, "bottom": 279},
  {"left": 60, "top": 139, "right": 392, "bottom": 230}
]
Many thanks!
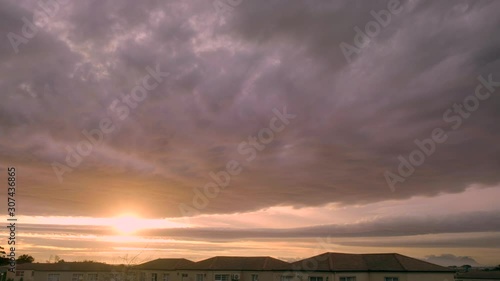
[{"left": 1, "top": 0, "right": 500, "bottom": 219}]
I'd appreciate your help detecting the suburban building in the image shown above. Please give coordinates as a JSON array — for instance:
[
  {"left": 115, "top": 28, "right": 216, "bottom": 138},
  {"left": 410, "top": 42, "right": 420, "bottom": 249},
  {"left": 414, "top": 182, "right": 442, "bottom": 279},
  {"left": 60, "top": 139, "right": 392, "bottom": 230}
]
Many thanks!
[
  {"left": 455, "top": 271, "right": 500, "bottom": 281},
  {"left": 10, "top": 253, "right": 455, "bottom": 281},
  {"left": 1, "top": 266, "right": 10, "bottom": 281},
  {"left": 132, "top": 259, "right": 195, "bottom": 281},
  {"left": 13, "top": 262, "right": 123, "bottom": 281},
  {"left": 291, "top": 252, "right": 455, "bottom": 281},
  {"left": 181, "top": 256, "right": 291, "bottom": 281}
]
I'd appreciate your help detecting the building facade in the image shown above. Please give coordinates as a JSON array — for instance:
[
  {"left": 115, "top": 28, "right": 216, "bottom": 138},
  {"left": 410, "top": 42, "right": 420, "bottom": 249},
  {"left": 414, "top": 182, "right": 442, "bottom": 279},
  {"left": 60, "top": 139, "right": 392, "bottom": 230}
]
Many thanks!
[
  {"left": 290, "top": 253, "right": 455, "bottom": 281},
  {"left": 12, "top": 253, "right": 455, "bottom": 281}
]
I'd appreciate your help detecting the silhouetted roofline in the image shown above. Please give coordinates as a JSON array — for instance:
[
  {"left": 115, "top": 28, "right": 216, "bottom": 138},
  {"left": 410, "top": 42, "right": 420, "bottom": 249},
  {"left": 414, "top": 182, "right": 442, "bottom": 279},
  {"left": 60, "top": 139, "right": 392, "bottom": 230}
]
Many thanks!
[
  {"left": 291, "top": 252, "right": 455, "bottom": 273},
  {"left": 14, "top": 253, "right": 455, "bottom": 273}
]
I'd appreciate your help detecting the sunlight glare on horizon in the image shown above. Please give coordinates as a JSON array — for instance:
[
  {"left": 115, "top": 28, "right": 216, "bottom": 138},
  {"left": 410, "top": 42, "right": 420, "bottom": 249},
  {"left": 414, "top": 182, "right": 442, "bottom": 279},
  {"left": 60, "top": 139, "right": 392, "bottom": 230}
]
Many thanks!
[
  {"left": 19, "top": 214, "right": 189, "bottom": 235},
  {"left": 111, "top": 214, "right": 154, "bottom": 234}
]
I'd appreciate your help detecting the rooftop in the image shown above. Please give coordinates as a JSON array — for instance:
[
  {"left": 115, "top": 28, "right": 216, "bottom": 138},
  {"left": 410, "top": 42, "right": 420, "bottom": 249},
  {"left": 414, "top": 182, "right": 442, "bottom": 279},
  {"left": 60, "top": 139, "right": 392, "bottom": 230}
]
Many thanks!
[
  {"left": 292, "top": 252, "right": 455, "bottom": 273},
  {"left": 134, "top": 259, "right": 195, "bottom": 270},
  {"left": 13, "top": 253, "right": 454, "bottom": 273},
  {"left": 186, "top": 256, "right": 291, "bottom": 271}
]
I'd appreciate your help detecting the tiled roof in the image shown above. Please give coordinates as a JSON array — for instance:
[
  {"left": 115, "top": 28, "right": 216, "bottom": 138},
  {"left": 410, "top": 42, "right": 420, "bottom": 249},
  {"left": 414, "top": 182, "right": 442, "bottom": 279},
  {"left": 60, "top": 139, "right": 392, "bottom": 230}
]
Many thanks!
[
  {"left": 292, "top": 252, "right": 454, "bottom": 272},
  {"left": 186, "top": 256, "right": 291, "bottom": 271},
  {"left": 14, "top": 253, "right": 455, "bottom": 273},
  {"left": 134, "top": 259, "right": 195, "bottom": 270}
]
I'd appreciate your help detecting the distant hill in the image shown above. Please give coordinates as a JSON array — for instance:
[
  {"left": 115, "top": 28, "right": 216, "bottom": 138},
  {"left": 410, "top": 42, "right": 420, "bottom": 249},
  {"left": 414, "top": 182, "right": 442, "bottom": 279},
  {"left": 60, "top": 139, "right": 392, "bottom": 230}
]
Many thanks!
[{"left": 424, "top": 254, "right": 480, "bottom": 267}]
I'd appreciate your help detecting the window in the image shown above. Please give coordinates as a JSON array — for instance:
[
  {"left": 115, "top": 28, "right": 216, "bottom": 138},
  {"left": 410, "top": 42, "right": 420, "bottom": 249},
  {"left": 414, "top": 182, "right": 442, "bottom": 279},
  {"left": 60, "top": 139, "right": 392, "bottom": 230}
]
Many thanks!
[
  {"left": 384, "top": 278, "right": 399, "bottom": 281},
  {"left": 339, "top": 278, "right": 356, "bottom": 281},
  {"left": 72, "top": 274, "right": 84, "bottom": 281},
  {"left": 214, "top": 274, "right": 229, "bottom": 281},
  {"left": 196, "top": 274, "right": 204, "bottom": 281},
  {"left": 48, "top": 274, "right": 60, "bottom": 281},
  {"left": 280, "top": 276, "right": 293, "bottom": 281},
  {"left": 309, "top": 277, "right": 323, "bottom": 281},
  {"left": 16, "top": 271, "right": 24, "bottom": 277},
  {"left": 251, "top": 274, "right": 258, "bottom": 281},
  {"left": 88, "top": 274, "right": 98, "bottom": 281},
  {"left": 129, "top": 272, "right": 138, "bottom": 281},
  {"left": 152, "top": 274, "right": 158, "bottom": 281},
  {"left": 162, "top": 274, "right": 169, "bottom": 281}
]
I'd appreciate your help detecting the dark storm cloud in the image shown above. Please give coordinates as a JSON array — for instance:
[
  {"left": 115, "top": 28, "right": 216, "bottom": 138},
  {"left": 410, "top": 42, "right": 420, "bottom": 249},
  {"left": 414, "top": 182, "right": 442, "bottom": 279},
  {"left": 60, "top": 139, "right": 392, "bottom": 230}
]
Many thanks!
[{"left": 1, "top": 0, "right": 500, "bottom": 217}]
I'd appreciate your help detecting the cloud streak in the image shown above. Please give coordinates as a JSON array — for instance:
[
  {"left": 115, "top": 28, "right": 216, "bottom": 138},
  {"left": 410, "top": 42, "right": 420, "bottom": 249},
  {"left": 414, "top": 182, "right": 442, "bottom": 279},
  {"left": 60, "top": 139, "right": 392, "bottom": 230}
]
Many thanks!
[{"left": 15, "top": 211, "right": 500, "bottom": 241}]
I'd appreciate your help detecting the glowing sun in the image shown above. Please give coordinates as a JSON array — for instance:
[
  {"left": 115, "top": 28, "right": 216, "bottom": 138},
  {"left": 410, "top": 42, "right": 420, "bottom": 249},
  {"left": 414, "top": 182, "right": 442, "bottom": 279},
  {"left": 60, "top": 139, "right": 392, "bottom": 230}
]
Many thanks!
[
  {"left": 111, "top": 214, "right": 148, "bottom": 234},
  {"left": 109, "top": 214, "right": 183, "bottom": 235}
]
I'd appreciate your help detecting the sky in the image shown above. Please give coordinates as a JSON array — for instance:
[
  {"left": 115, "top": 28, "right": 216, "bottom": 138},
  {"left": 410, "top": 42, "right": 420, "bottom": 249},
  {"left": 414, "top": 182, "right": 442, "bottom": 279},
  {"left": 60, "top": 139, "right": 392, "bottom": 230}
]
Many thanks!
[{"left": 1, "top": 0, "right": 500, "bottom": 267}]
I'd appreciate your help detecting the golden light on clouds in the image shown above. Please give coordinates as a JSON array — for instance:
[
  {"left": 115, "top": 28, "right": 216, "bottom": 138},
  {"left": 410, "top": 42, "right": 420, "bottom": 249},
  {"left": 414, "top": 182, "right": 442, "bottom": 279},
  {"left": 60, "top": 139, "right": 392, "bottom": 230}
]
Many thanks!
[{"left": 18, "top": 214, "right": 189, "bottom": 233}]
